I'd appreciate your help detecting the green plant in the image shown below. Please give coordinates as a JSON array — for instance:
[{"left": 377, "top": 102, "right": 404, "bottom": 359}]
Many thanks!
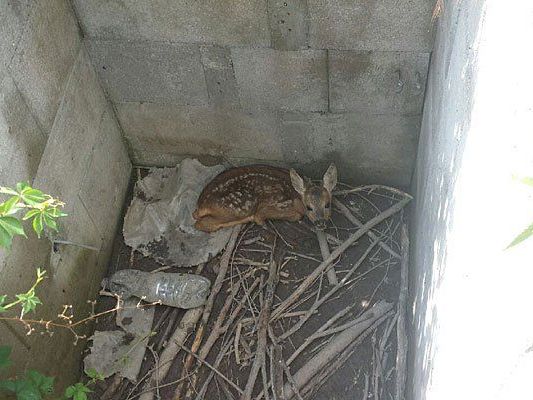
[
  {"left": 507, "top": 176, "right": 533, "bottom": 248},
  {"left": 0, "top": 183, "right": 103, "bottom": 400}
]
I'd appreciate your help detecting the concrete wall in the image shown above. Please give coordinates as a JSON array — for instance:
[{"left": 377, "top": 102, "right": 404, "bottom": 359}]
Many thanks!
[
  {"left": 0, "top": 0, "right": 131, "bottom": 389},
  {"left": 409, "top": 1, "right": 533, "bottom": 399},
  {"left": 73, "top": 0, "right": 434, "bottom": 186}
]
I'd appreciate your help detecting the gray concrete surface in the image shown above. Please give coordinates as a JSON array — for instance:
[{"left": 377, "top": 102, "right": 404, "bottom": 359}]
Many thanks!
[
  {"left": 9, "top": 0, "right": 81, "bottom": 133},
  {"left": 72, "top": 0, "right": 271, "bottom": 46},
  {"left": 329, "top": 51, "right": 430, "bottom": 114},
  {"left": 409, "top": 1, "right": 533, "bottom": 399},
  {"left": 87, "top": 40, "right": 209, "bottom": 105},
  {"left": 308, "top": 0, "right": 434, "bottom": 51},
  {"left": 75, "top": 0, "right": 434, "bottom": 186},
  {"left": 0, "top": 1, "right": 131, "bottom": 390}
]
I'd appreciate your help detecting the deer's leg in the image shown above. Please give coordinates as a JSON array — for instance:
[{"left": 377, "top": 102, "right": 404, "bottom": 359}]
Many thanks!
[
  {"left": 195, "top": 215, "right": 254, "bottom": 232},
  {"left": 255, "top": 205, "right": 304, "bottom": 224}
]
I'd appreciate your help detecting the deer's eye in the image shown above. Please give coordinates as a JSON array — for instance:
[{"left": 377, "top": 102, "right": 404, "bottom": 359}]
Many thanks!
[
  {"left": 325, "top": 203, "right": 330, "bottom": 209},
  {"left": 306, "top": 206, "right": 313, "bottom": 211}
]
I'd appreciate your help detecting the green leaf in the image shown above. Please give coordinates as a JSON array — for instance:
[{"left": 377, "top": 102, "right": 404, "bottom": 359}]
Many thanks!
[
  {"left": 32, "top": 215, "right": 44, "bottom": 238},
  {"left": 0, "top": 379, "right": 16, "bottom": 393},
  {"left": 0, "top": 346, "right": 11, "bottom": 370},
  {"left": 0, "top": 196, "right": 21, "bottom": 216},
  {"left": 15, "top": 292, "right": 42, "bottom": 314},
  {"left": 23, "top": 209, "right": 40, "bottom": 221},
  {"left": 20, "top": 188, "right": 46, "bottom": 206},
  {"left": 65, "top": 383, "right": 91, "bottom": 400},
  {"left": 16, "top": 182, "right": 30, "bottom": 193},
  {"left": 507, "top": 221, "right": 533, "bottom": 248},
  {"left": 0, "top": 225, "right": 12, "bottom": 249},
  {"left": 49, "top": 208, "right": 67, "bottom": 218},
  {"left": 0, "top": 216, "right": 26, "bottom": 237},
  {"left": 0, "top": 187, "right": 19, "bottom": 196},
  {"left": 42, "top": 213, "right": 58, "bottom": 232},
  {"left": 519, "top": 176, "right": 533, "bottom": 187},
  {"left": 0, "top": 378, "right": 41, "bottom": 400},
  {"left": 85, "top": 368, "right": 104, "bottom": 381},
  {"left": 26, "top": 370, "right": 54, "bottom": 396}
]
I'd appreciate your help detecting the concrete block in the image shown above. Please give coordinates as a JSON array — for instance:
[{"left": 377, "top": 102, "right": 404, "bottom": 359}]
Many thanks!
[
  {"left": 280, "top": 112, "right": 420, "bottom": 185},
  {"left": 267, "top": 0, "right": 309, "bottom": 50},
  {"left": 200, "top": 45, "right": 240, "bottom": 108},
  {"left": 115, "top": 102, "right": 284, "bottom": 162},
  {"left": 79, "top": 107, "right": 132, "bottom": 241},
  {"left": 72, "top": 0, "right": 270, "bottom": 47},
  {"left": 0, "top": 321, "right": 30, "bottom": 376},
  {"left": 9, "top": 0, "right": 81, "bottom": 133},
  {"left": 231, "top": 48, "right": 328, "bottom": 112},
  {"left": 0, "top": 74, "right": 47, "bottom": 186},
  {"left": 329, "top": 51, "right": 430, "bottom": 115},
  {"left": 0, "top": 0, "right": 31, "bottom": 77},
  {"left": 86, "top": 40, "right": 209, "bottom": 105},
  {"left": 308, "top": 0, "right": 434, "bottom": 51},
  {"left": 34, "top": 47, "right": 107, "bottom": 205}
]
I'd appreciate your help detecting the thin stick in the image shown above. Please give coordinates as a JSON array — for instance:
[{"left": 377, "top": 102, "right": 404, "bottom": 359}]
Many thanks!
[
  {"left": 272, "top": 197, "right": 410, "bottom": 320},
  {"left": 316, "top": 229, "right": 338, "bottom": 285},
  {"left": 333, "top": 185, "right": 412, "bottom": 199},
  {"left": 281, "top": 358, "right": 304, "bottom": 400},
  {"left": 176, "top": 225, "right": 242, "bottom": 398},
  {"left": 139, "top": 307, "right": 203, "bottom": 400},
  {"left": 395, "top": 224, "right": 409, "bottom": 400},
  {"left": 242, "top": 261, "right": 278, "bottom": 400},
  {"left": 270, "top": 345, "right": 284, "bottom": 400},
  {"left": 333, "top": 199, "right": 400, "bottom": 259},
  {"left": 281, "top": 301, "right": 393, "bottom": 399},
  {"left": 279, "top": 241, "right": 378, "bottom": 341},
  {"left": 177, "top": 342, "right": 244, "bottom": 395}
]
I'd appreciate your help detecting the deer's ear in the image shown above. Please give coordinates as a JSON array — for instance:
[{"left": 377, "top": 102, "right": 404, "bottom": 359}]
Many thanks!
[
  {"left": 323, "top": 164, "right": 338, "bottom": 194},
  {"left": 290, "top": 169, "right": 306, "bottom": 196}
]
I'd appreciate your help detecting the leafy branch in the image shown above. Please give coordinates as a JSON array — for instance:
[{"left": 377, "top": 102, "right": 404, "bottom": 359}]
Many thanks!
[{"left": 507, "top": 176, "right": 533, "bottom": 248}]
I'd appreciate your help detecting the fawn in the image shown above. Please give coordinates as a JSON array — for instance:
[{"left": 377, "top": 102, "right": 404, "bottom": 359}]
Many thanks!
[{"left": 193, "top": 164, "right": 338, "bottom": 232}]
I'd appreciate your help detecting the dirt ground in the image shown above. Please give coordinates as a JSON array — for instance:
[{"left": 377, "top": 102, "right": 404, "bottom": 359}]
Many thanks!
[{"left": 85, "top": 171, "right": 408, "bottom": 400}]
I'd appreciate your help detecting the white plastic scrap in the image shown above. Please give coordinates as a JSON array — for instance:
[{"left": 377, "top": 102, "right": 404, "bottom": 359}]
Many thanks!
[{"left": 122, "top": 159, "right": 232, "bottom": 267}]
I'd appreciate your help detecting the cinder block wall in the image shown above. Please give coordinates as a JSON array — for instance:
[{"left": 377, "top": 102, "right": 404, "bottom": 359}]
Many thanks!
[
  {"left": 73, "top": 0, "right": 434, "bottom": 186},
  {"left": 0, "top": 0, "right": 131, "bottom": 388}
]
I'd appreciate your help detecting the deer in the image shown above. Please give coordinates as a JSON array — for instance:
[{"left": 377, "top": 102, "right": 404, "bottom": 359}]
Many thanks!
[{"left": 193, "top": 164, "right": 338, "bottom": 233}]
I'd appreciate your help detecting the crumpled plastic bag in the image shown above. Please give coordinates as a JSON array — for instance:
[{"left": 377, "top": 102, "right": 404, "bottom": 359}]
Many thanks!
[
  {"left": 83, "top": 299, "right": 155, "bottom": 381},
  {"left": 123, "top": 159, "right": 232, "bottom": 267}
]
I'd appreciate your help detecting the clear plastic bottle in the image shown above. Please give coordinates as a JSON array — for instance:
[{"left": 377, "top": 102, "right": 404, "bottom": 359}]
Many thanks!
[{"left": 106, "top": 269, "right": 210, "bottom": 309}]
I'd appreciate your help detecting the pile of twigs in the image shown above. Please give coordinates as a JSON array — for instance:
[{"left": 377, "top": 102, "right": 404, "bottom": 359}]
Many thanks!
[{"left": 96, "top": 184, "right": 411, "bottom": 400}]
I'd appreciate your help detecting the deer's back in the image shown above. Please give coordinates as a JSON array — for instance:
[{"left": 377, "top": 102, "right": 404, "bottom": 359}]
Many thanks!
[{"left": 196, "top": 165, "right": 299, "bottom": 217}]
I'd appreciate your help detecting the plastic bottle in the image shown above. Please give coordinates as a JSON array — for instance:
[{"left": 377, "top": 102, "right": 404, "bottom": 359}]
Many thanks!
[{"left": 106, "top": 269, "right": 211, "bottom": 309}]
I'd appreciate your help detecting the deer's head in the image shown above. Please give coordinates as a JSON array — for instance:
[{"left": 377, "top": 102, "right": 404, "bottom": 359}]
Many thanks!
[{"left": 290, "top": 164, "right": 338, "bottom": 230}]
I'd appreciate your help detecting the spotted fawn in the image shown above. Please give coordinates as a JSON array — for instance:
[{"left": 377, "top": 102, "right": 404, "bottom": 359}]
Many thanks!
[{"left": 193, "top": 164, "right": 338, "bottom": 232}]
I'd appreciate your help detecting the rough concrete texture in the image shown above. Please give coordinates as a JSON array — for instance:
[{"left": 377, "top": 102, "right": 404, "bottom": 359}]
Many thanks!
[
  {"left": 280, "top": 112, "right": 420, "bottom": 185},
  {"left": 115, "top": 102, "right": 283, "bottom": 162},
  {"left": 200, "top": 45, "right": 240, "bottom": 108},
  {"left": 1, "top": 43, "right": 131, "bottom": 389},
  {"left": 0, "top": 74, "right": 47, "bottom": 186},
  {"left": 231, "top": 48, "right": 328, "bottom": 112},
  {"left": 308, "top": 0, "right": 434, "bottom": 51},
  {"left": 410, "top": 1, "right": 533, "bottom": 399},
  {"left": 34, "top": 48, "right": 107, "bottom": 204},
  {"left": 267, "top": 0, "right": 309, "bottom": 50},
  {"left": 329, "top": 51, "right": 430, "bottom": 114},
  {"left": 87, "top": 40, "right": 209, "bottom": 105},
  {"left": 72, "top": 0, "right": 271, "bottom": 47},
  {"left": 9, "top": 0, "right": 81, "bottom": 133},
  {"left": 0, "top": 0, "right": 31, "bottom": 78}
]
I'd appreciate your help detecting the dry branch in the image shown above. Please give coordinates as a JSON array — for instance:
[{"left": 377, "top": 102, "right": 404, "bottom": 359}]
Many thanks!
[
  {"left": 333, "top": 198, "right": 400, "bottom": 259},
  {"left": 272, "top": 197, "right": 410, "bottom": 320},
  {"left": 395, "top": 224, "right": 409, "bottom": 400},
  {"left": 282, "top": 301, "right": 394, "bottom": 399},
  {"left": 242, "top": 261, "right": 278, "bottom": 400},
  {"left": 316, "top": 229, "right": 338, "bottom": 285}
]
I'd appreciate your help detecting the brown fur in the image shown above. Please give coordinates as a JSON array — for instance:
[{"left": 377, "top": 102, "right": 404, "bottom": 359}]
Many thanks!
[{"left": 194, "top": 165, "right": 306, "bottom": 232}]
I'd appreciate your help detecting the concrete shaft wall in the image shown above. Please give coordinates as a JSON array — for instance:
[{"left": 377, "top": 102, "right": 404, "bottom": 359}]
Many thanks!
[
  {"left": 410, "top": 0, "right": 533, "bottom": 399},
  {"left": 0, "top": 0, "right": 131, "bottom": 389},
  {"left": 73, "top": 0, "right": 434, "bottom": 186}
]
